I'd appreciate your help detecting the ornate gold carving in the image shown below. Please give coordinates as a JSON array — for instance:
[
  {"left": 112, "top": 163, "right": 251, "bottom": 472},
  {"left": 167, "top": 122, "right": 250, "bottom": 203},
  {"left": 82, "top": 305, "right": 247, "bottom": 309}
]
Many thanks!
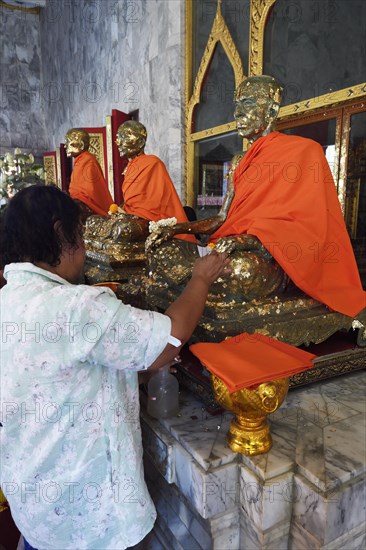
[
  {"left": 185, "top": 0, "right": 194, "bottom": 106},
  {"left": 249, "top": 0, "right": 277, "bottom": 76},
  {"left": 87, "top": 132, "right": 106, "bottom": 178},
  {"left": 83, "top": 213, "right": 149, "bottom": 284},
  {"left": 186, "top": 4, "right": 244, "bottom": 129},
  {"left": 212, "top": 374, "right": 289, "bottom": 455},
  {"left": 289, "top": 347, "right": 366, "bottom": 387},
  {"left": 43, "top": 155, "right": 57, "bottom": 186},
  {"left": 55, "top": 147, "right": 62, "bottom": 189},
  {"left": 279, "top": 83, "right": 366, "bottom": 119},
  {"left": 339, "top": 100, "right": 366, "bottom": 220},
  {"left": 105, "top": 115, "right": 115, "bottom": 200},
  {"left": 185, "top": 1, "right": 245, "bottom": 206},
  {"left": 190, "top": 121, "right": 237, "bottom": 142},
  {"left": 345, "top": 177, "right": 361, "bottom": 238},
  {"left": 147, "top": 271, "right": 366, "bottom": 348}
]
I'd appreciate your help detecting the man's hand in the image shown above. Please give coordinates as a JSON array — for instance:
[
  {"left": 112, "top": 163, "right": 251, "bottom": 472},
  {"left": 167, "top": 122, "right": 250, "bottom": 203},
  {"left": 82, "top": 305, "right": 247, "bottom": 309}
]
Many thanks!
[
  {"left": 191, "top": 251, "right": 232, "bottom": 285},
  {"left": 148, "top": 250, "right": 232, "bottom": 370}
]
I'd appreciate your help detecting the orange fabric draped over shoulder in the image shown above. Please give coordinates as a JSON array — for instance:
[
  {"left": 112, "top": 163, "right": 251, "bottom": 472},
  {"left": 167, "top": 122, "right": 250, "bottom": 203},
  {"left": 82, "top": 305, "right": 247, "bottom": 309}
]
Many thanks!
[
  {"left": 122, "top": 154, "right": 196, "bottom": 242},
  {"left": 69, "top": 151, "right": 113, "bottom": 216},
  {"left": 210, "top": 132, "right": 365, "bottom": 317}
]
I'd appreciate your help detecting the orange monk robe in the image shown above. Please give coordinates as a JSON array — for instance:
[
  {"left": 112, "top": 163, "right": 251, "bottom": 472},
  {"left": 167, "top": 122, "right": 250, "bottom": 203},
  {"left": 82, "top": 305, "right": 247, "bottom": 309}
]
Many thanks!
[
  {"left": 69, "top": 151, "right": 113, "bottom": 216},
  {"left": 122, "top": 154, "right": 196, "bottom": 242},
  {"left": 210, "top": 132, "right": 366, "bottom": 318}
]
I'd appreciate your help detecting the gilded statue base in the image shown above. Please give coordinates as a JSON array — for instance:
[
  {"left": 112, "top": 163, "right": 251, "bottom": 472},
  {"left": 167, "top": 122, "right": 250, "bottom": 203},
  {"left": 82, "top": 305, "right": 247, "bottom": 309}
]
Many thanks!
[
  {"left": 83, "top": 214, "right": 149, "bottom": 284},
  {"left": 145, "top": 276, "right": 366, "bottom": 347},
  {"left": 144, "top": 240, "right": 366, "bottom": 346},
  {"left": 211, "top": 374, "right": 289, "bottom": 455},
  {"left": 84, "top": 246, "right": 146, "bottom": 284}
]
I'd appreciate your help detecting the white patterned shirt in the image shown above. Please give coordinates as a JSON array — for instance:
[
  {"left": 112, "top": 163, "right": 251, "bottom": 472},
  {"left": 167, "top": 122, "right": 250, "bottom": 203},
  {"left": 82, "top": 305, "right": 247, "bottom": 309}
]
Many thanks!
[{"left": 0, "top": 263, "right": 171, "bottom": 549}]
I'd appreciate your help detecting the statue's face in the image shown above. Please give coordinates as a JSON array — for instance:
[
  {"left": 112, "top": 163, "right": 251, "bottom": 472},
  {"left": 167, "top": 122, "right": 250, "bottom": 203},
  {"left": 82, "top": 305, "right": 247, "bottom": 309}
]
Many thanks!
[
  {"left": 116, "top": 126, "right": 144, "bottom": 159},
  {"left": 65, "top": 132, "right": 84, "bottom": 157},
  {"left": 234, "top": 92, "right": 272, "bottom": 141}
]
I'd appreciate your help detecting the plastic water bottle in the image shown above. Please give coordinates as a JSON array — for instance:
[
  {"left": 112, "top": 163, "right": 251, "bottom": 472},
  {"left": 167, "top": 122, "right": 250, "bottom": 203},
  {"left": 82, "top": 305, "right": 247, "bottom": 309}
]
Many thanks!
[{"left": 147, "top": 365, "right": 179, "bottom": 419}]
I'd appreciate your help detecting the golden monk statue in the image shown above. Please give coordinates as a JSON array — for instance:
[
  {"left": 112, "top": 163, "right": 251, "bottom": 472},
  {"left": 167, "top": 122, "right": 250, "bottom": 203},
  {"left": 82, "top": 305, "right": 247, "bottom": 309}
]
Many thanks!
[
  {"left": 147, "top": 75, "right": 366, "bottom": 324},
  {"left": 84, "top": 121, "right": 196, "bottom": 247},
  {"left": 83, "top": 121, "right": 194, "bottom": 283},
  {"left": 114, "top": 120, "right": 195, "bottom": 242},
  {"left": 83, "top": 122, "right": 150, "bottom": 249},
  {"left": 65, "top": 128, "right": 113, "bottom": 219}
]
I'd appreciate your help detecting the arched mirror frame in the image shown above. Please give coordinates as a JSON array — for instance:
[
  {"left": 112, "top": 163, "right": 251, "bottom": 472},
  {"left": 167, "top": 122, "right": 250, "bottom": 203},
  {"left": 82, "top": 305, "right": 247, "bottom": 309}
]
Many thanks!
[{"left": 185, "top": 0, "right": 366, "bottom": 217}]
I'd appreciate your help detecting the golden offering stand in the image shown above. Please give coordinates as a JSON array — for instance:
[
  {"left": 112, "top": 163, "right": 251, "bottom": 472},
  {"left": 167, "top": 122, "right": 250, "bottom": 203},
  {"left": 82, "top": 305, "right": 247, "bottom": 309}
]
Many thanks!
[{"left": 211, "top": 375, "right": 289, "bottom": 455}]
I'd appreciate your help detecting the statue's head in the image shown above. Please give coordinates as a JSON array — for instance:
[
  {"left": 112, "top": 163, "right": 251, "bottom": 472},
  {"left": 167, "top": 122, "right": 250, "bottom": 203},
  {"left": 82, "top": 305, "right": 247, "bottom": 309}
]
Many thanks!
[
  {"left": 116, "top": 121, "right": 147, "bottom": 159},
  {"left": 65, "top": 128, "right": 90, "bottom": 157},
  {"left": 234, "top": 76, "right": 283, "bottom": 143}
]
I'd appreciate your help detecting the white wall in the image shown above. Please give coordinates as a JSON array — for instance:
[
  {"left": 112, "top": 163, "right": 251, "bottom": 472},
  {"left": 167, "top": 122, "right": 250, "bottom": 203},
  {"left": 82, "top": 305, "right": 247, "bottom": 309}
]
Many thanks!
[{"left": 39, "top": 0, "right": 186, "bottom": 195}]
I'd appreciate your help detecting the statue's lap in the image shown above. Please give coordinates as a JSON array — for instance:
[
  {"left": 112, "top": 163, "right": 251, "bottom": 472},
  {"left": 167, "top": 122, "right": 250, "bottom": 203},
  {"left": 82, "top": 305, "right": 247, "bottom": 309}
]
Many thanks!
[{"left": 148, "top": 239, "right": 287, "bottom": 304}]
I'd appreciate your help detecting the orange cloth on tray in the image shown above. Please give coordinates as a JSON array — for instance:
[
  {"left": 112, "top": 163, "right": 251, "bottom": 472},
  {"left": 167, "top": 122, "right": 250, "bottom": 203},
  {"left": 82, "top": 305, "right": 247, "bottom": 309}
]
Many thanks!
[
  {"left": 69, "top": 151, "right": 113, "bottom": 216},
  {"left": 122, "top": 154, "right": 196, "bottom": 243},
  {"left": 210, "top": 132, "right": 366, "bottom": 318},
  {"left": 190, "top": 333, "right": 317, "bottom": 393}
]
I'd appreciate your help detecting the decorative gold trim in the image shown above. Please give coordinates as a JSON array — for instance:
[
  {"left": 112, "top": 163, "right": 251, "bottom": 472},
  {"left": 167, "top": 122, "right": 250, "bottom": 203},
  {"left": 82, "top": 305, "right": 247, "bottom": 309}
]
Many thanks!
[
  {"left": 185, "top": 0, "right": 193, "bottom": 106},
  {"left": 55, "top": 147, "right": 62, "bottom": 190},
  {"left": 87, "top": 132, "right": 106, "bottom": 178},
  {"left": 185, "top": 0, "right": 245, "bottom": 206},
  {"left": 339, "top": 100, "right": 366, "bottom": 224},
  {"left": 189, "top": 85, "right": 366, "bottom": 145},
  {"left": 279, "top": 83, "right": 366, "bottom": 119},
  {"left": 249, "top": 0, "right": 277, "bottom": 76},
  {"left": 0, "top": 1, "right": 40, "bottom": 13},
  {"left": 106, "top": 115, "right": 115, "bottom": 200},
  {"left": 186, "top": 141, "right": 195, "bottom": 206},
  {"left": 184, "top": 0, "right": 194, "bottom": 205},
  {"left": 345, "top": 178, "right": 361, "bottom": 239},
  {"left": 43, "top": 155, "right": 57, "bottom": 186},
  {"left": 289, "top": 348, "right": 366, "bottom": 388},
  {"left": 190, "top": 121, "right": 237, "bottom": 142},
  {"left": 186, "top": 3, "right": 245, "bottom": 128}
]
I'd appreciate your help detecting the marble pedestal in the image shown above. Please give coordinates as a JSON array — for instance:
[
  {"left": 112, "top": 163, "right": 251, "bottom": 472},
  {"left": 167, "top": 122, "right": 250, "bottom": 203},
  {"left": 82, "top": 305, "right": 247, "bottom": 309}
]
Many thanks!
[{"left": 141, "top": 372, "right": 366, "bottom": 550}]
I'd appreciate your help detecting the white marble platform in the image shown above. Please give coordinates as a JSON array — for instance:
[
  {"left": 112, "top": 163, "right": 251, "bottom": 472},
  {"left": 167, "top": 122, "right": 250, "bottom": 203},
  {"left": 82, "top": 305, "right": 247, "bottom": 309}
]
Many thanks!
[{"left": 141, "top": 371, "right": 366, "bottom": 549}]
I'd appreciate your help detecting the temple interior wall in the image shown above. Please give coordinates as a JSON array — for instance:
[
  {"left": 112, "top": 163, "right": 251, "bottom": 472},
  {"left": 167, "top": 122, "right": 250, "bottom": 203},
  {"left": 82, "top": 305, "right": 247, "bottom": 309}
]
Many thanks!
[
  {"left": 0, "top": 0, "right": 185, "bottom": 195},
  {"left": 0, "top": 7, "right": 47, "bottom": 157}
]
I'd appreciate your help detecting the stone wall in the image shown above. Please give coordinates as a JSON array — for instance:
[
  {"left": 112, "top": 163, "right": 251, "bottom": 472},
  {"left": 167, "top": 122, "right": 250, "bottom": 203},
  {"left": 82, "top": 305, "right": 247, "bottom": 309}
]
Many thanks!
[
  {"left": 0, "top": 5, "right": 47, "bottom": 157},
  {"left": 39, "top": 0, "right": 185, "bottom": 196}
]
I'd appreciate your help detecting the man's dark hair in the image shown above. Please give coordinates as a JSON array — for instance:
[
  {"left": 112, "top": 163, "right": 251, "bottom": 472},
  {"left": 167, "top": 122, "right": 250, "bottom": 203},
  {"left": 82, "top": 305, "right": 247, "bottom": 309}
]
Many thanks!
[{"left": 0, "top": 185, "right": 82, "bottom": 267}]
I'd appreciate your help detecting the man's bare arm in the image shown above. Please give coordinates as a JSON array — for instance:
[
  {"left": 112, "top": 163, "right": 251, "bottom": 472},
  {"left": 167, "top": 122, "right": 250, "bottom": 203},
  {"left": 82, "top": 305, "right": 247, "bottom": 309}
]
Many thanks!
[{"left": 147, "top": 252, "right": 231, "bottom": 370}]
